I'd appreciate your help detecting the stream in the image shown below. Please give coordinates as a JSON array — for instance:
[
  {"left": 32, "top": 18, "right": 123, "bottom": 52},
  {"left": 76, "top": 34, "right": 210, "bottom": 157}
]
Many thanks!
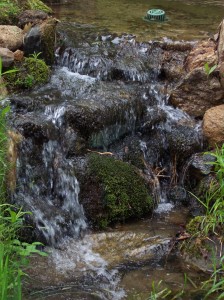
[{"left": 8, "top": 1, "right": 224, "bottom": 299}]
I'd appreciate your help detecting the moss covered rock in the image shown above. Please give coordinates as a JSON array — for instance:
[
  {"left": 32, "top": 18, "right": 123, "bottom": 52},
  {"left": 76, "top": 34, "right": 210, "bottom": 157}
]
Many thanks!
[
  {"left": 21, "top": 0, "right": 52, "bottom": 14},
  {"left": 0, "top": 0, "right": 52, "bottom": 25},
  {"left": 6, "top": 55, "right": 50, "bottom": 89},
  {"left": 0, "top": 1, "right": 21, "bottom": 24},
  {"left": 80, "top": 154, "right": 153, "bottom": 228}
]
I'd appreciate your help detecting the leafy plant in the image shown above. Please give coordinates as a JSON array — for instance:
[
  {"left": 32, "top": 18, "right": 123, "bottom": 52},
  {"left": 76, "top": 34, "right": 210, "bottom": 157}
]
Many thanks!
[
  {"left": 0, "top": 204, "right": 47, "bottom": 299},
  {"left": 185, "top": 144, "right": 224, "bottom": 298},
  {"left": 204, "top": 62, "right": 218, "bottom": 77}
]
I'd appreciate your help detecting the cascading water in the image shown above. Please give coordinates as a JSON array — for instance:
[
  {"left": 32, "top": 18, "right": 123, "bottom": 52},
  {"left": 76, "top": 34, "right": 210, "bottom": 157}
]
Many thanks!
[{"left": 10, "top": 26, "right": 205, "bottom": 299}]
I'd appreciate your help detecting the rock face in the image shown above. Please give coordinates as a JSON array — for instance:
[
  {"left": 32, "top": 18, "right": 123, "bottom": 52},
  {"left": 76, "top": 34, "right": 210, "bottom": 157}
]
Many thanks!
[
  {"left": 185, "top": 41, "right": 217, "bottom": 72},
  {"left": 170, "top": 68, "right": 224, "bottom": 117},
  {"left": 203, "top": 104, "right": 224, "bottom": 146},
  {"left": 0, "top": 25, "right": 23, "bottom": 51}
]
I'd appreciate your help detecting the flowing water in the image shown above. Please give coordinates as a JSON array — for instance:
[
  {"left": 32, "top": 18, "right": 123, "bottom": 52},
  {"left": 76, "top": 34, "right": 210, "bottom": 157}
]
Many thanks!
[{"left": 10, "top": 1, "right": 223, "bottom": 299}]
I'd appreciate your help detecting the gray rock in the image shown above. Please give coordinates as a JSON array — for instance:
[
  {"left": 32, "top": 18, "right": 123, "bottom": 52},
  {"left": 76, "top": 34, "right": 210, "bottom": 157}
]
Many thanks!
[{"left": 0, "top": 47, "right": 14, "bottom": 67}]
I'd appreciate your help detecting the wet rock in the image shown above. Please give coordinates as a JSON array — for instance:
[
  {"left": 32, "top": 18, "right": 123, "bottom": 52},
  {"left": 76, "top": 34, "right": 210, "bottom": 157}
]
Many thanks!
[
  {"left": 185, "top": 40, "right": 217, "bottom": 72},
  {"left": 62, "top": 81, "right": 143, "bottom": 148},
  {"left": 91, "top": 232, "right": 170, "bottom": 266},
  {"left": 18, "top": 10, "right": 49, "bottom": 29},
  {"left": 14, "top": 116, "right": 49, "bottom": 144},
  {"left": 23, "top": 26, "right": 41, "bottom": 56},
  {"left": 168, "top": 185, "right": 187, "bottom": 204},
  {"left": 0, "top": 25, "right": 24, "bottom": 51},
  {"left": 0, "top": 47, "right": 14, "bottom": 67},
  {"left": 141, "top": 107, "right": 167, "bottom": 132},
  {"left": 79, "top": 154, "right": 153, "bottom": 228},
  {"left": 159, "top": 50, "right": 187, "bottom": 82},
  {"left": 170, "top": 68, "right": 224, "bottom": 117},
  {"left": 62, "top": 127, "right": 87, "bottom": 156},
  {"left": 188, "top": 152, "right": 216, "bottom": 178},
  {"left": 166, "top": 124, "right": 202, "bottom": 160},
  {"left": 203, "top": 104, "right": 224, "bottom": 146}
]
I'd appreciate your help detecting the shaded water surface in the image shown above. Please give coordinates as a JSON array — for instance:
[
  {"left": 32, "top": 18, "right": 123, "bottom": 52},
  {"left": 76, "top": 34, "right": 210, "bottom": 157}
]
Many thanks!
[
  {"left": 25, "top": 208, "right": 207, "bottom": 300},
  {"left": 50, "top": 0, "right": 224, "bottom": 40}
]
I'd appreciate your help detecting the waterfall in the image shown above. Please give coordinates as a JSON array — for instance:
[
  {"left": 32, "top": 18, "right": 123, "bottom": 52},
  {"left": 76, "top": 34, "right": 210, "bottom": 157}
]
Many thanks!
[{"left": 14, "top": 106, "right": 87, "bottom": 246}]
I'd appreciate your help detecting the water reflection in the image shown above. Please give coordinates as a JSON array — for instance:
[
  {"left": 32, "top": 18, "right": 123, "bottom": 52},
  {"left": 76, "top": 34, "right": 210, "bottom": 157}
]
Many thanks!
[{"left": 49, "top": 0, "right": 224, "bottom": 40}]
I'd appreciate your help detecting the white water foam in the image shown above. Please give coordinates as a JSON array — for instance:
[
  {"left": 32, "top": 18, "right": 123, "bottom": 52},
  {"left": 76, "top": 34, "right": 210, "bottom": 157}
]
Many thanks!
[{"left": 48, "top": 237, "right": 126, "bottom": 300}]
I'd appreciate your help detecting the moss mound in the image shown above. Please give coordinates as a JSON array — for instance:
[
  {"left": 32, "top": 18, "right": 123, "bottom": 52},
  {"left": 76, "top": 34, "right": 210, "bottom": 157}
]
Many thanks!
[
  {"left": 6, "top": 55, "right": 50, "bottom": 89},
  {"left": 88, "top": 154, "right": 153, "bottom": 228},
  {"left": 0, "top": 0, "right": 21, "bottom": 24}
]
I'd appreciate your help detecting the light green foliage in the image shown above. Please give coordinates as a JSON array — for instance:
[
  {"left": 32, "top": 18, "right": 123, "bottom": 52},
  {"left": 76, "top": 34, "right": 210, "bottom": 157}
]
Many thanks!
[
  {"left": 0, "top": 205, "right": 47, "bottom": 300},
  {"left": 89, "top": 154, "right": 153, "bottom": 228},
  {"left": 189, "top": 144, "right": 224, "bottom": 236},
  {"left": 204, "top": 62, "right": 218, "bottom": 77},
  {"left": 6, "top": 53, "right": 50, "bottom": 89},
  {"left": 184, "top": 144, "right": 224, "bottom": 298}
]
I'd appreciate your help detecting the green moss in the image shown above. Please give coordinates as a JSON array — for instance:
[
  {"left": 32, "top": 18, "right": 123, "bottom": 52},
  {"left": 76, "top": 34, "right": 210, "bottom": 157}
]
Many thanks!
[
  {"left": 0, "top": 0, "right": 21, "bottom": 24},
  {"left": 40, "top": 18, "right": 58, "bottom": 64},
  {"left": 89, "top": 154, "right": 153, "bottom": 227},
  {"left": 6, "top": 55, "right": 50, "bottom": 90},
  {"left": 24, "top": 0, "right": 52, "bottom": 13}
]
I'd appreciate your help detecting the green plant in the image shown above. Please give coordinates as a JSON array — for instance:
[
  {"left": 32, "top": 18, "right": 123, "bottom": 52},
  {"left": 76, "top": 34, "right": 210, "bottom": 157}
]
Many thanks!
[
  {"left": 204, "top": 62, "right": 218, "bottom": 77},
  {"left": 185, "top": 144, "right": 224, "bottom": 298},
  {"left": 149, "top": 281, "right": 172, "bottom": 299},
  {"left": 0, "top": 205, "right": 47, "bottom": 300}
]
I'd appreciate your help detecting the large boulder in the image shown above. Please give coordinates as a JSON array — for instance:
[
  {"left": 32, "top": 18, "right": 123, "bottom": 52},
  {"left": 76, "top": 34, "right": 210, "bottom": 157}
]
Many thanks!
[
  {"left": 79, "top": 154, "right": 153, "bottom": 228},
  {"left": 203, "top": 104, "right": 224, "bottom": 146},
  {"left": 170, "top": 68, "right": 224, "bottom": 117},
  {"left": 0, "top": 25, "right": 23, "bottom": 51}
]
